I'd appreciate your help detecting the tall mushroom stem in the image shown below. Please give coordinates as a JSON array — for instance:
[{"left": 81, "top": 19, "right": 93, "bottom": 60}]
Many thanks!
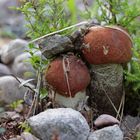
[{"left": 88, "top": 64, "right": 123, "bottom": 116}]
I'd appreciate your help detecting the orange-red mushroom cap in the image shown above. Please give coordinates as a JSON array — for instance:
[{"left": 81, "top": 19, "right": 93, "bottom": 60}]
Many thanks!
[
  {"left": 82, "top": 26, "right": 133, "bottom": 64},
  {"left": 45, "top": 54, "right": 90, "bottom": 97}
]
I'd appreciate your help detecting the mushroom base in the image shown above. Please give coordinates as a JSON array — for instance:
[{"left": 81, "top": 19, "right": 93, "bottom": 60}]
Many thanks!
[
  {"left": 88, "top": 64, "right": 123, "bottom": 116},
  {"left": 55, "top": 90, "right": 86, "bottom": 108}
]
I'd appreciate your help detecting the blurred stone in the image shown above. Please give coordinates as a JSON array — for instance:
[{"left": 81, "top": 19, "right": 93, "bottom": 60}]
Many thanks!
[
  {"left": 6, "top": 111, "right": 20, "bottom": 120},
  {"left": 0, "top": 63, "right": 11, "bottom": 76},
  {"left": 0, "top": 0, "right": 26, "bottom": 38},
  {"left": 0, "top": 111, "right": 20, "bottom": 123},
  {"left": 0, "top": 0, "right": 20, "bottom": 25},
  {"left": 21, "top": 132, "right": 40, "bottom": 140},
  {"left": 0, "top": 38, "right": 12, "bottom": 48},
  {"left": 1, "top": 39, "right": 28, "bottom": 64},
  {"left": 11, "top": 113, "right": 21, "bottom": 120},
  {"left": 9, "top": 133, "right": 39, "bottom": 140},
  {"left": 88, "top": 125, "right": 123, "bottom": 140},
  {"left": 12, "top": 52, "right": 36, "bottom": 80},
  {"left": 0, "top": 76, "right": 32, "bottom": 104},
  {"left": 8, "top": 135, "right": 22, "bottom": 140},
  {"left": 40, "top": 34, "right": 74, "bottom": 58},
  {"left": 28, "top": 108, "right": 90, "bottom": 140},
  {"left": 121, "top": 115, "right": 140, "bottom": 139},
  {"left": 0, "top": 112, "right": 10, "bottom": 123}
]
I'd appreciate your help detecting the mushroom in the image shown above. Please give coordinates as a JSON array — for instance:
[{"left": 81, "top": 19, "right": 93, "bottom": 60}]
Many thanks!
[
  {"left": 81, "top": 26, "right": 133, "bottom": 115},
  {"left": 45, "top": 54, "right": 90, "bottom": 108},
  {"left": 94, "top": 114, "right": 120, "bottom": 129},
  {"left": 82, "top": 26, "right": 132, "bottom": 64}
]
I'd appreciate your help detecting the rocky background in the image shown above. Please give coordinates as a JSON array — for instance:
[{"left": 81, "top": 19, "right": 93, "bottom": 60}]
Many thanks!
[{"left": 0, "top": 0, "right": 140, "bottom": 140}]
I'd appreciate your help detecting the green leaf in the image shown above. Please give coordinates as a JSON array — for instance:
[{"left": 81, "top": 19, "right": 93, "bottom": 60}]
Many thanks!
[
  {"left": 40, "top": 88, "right": 48, "bottom": 99},
  {"left": 19, "top": 121, "right": 31, "bottom": 132},
  {"left": 10, "top": 100, "right": 24, "bottom": 110},
  {"left": 67, "top": 0, "right": 77, "bottom": 23}
]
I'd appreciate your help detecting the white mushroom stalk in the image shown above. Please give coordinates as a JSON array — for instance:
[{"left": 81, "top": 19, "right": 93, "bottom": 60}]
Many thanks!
[{"left": 55, "top": 90, "right": 86, "bottom": 108}]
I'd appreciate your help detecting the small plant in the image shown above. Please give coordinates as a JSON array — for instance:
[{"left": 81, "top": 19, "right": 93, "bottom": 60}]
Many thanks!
[
  {"left": 16, "top": 0, "right": 75, "bottom": 39},
  {"left": 19, "top": 121, "right": 31, "bottom": 132},
  {"left": 10, "top": 100, "right": 24, "bottom": 110}
]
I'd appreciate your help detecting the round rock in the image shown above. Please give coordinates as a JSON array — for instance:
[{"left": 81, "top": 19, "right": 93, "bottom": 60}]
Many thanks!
[
  {"left": 1, "top": 39, "right": 28, "bottom": 64},
  {"left": 88, "top": 125, "right": 123, "bottom": 140},
  {"left": 21, "top": 132, "right": 40, "bottom": 140},
  {"left": 12, "top": 52, "right": 36, "bottom": 80},
  {"left": 94, "top": 114, "right": 120, "bottom": 128},
  {"left": 28, "top": 108, "right": 90, "bottom": 140},
  {"left": 0, "top": 63, "right": 11, "bottom": 76},
  {"left": 40, "top": 34, "right": 74, "bottom": 59},
  {"left": 0, "top": 76, "right": 33, "bottom": 104},
  {"left": 0, "top": 0, "right": 26, "bottom": 37}
]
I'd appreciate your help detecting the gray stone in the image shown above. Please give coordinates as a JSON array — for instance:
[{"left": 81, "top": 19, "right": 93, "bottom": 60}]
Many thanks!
[
  {"left": 0, "top": 38, "right": 12, "bottom": 48},
  {"left": 28, "top": 108, "right": 90, "bottom": 140},
  {"left": 94, "top": 114, "right": 120, "bottom": 128},
  {"left": 40, "top": 34, "right": 74, "bottom": 58},
  {"left": 1, "top": 39, "right": 28, "bottom": 64},
  {"left": 121, "top": 115, "right": 140, "bottom": 139},
  {"left": 0, "top": 0, "right": 20, "bottom": 25},
  {"left": 0, "top": 0, "right": 26, "bottom": 37},
  {"left": 21, "top": 132, "right": 40, "bottom": 140},
  {"left": 7, "top": 132, "right": 40, "bottom": 140},
  {"left": 1, "top": 18, "right": 27, "bottom": 38},
  {"left": 0, "top": 111, "right": 12, "bottom": 123},
  {"left": 0, "top": 76, "right": 32, "bottom": 104},
  {"left": 8, "top": 136, "right": 22, "bottom": 140},
  {"left": 88, "top": 125, "right": 123, "bottom": 140},
  {"left": 12, "top": 52, "right": 36, "bottom": 80},
  {"left": 89, "top": 64, "right": 123, "bottom": 116},
  {"left": 0, "top": 111, "right": 20, "bottom": 123},
  {"left": 0, "top": 63, "right": 11, "bottom": 76}
]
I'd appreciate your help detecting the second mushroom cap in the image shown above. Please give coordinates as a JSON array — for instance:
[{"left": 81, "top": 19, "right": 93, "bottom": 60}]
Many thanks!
[{"left": 82, "top": 26, "right": 133, "bottom": 64}]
